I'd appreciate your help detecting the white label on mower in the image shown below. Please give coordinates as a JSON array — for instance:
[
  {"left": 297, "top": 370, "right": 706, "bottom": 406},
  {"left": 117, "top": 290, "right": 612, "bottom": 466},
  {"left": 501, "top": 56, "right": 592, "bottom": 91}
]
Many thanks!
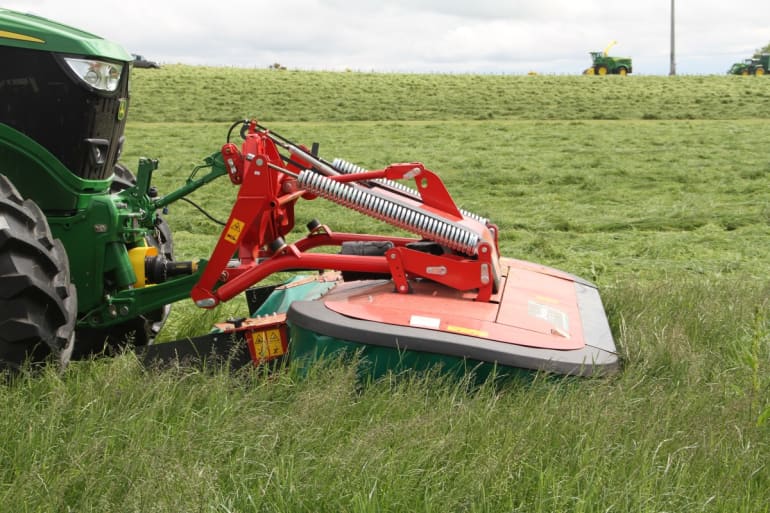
[
  {"left": 528, "top": 301, "right": 569, "bottom": 335},
  {"left": 410, "top": 315, "right": 441, "bottom": 329}
]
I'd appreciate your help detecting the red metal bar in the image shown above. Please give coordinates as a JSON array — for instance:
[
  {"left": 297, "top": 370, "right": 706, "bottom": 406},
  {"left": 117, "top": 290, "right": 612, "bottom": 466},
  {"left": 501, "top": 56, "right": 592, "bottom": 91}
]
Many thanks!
[
  {"left": 214, "top": 252, "right": 391, "bottom": 303},
  {"left": 326, "top": 170, "right": 387, "bottom": 183}
]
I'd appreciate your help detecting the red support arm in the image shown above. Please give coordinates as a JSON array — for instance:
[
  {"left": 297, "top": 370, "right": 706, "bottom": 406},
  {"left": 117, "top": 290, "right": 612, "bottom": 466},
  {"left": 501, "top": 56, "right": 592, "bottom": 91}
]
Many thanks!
[{"left": 191, "top": 124, "right": 498, "bottom": 308}]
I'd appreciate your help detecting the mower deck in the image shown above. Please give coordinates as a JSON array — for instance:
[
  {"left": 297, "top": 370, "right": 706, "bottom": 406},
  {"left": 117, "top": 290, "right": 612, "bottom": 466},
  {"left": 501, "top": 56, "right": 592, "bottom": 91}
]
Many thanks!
[
  {"left": 286, "top": 257, "right": 618, "bottom": 377},
  {"left": 141, "top": 257, "right": 617, "bottom": 378}
]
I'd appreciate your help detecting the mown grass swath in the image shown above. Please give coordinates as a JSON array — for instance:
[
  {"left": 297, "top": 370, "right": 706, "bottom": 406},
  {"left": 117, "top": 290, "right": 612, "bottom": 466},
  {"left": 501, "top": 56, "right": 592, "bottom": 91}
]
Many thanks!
[{"left": 1, "top": 68, "right": 768, "bottom": 512}]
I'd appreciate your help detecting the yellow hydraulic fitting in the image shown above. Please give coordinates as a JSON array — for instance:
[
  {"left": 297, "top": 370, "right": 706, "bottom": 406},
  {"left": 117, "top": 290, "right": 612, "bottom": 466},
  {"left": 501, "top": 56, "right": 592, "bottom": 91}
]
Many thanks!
[{"left": 128, "top": 246, "right": 158, "bottom": 288}]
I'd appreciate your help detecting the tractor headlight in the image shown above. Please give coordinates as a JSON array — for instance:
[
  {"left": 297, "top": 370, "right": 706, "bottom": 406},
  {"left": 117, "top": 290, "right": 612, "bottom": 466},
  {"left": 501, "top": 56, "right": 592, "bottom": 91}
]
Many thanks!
[{"left": 64, "top": 58, "right": 123, "bottom": 92}]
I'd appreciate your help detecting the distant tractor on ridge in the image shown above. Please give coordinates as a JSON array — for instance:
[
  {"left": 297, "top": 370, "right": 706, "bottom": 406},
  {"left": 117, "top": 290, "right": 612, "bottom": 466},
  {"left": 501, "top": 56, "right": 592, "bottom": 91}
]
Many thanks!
[
  {"left": 584, "top": 41, "right": 632, "bottom": 76},
  {"left": 728, "top": 53, "right": 769, "bottom": 76}
]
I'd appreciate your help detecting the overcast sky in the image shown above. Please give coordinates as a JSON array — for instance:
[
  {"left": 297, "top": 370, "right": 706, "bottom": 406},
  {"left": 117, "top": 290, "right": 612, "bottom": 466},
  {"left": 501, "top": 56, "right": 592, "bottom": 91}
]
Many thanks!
[{"left": 4, "top": 1, "right": 769, "bottom": 75}]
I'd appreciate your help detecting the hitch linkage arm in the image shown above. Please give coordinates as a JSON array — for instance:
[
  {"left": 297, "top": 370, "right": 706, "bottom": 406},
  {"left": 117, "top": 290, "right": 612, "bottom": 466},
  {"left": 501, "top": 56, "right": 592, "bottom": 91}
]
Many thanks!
[{"left": 190, "top": 121, "right": 500, "bottom": 309}]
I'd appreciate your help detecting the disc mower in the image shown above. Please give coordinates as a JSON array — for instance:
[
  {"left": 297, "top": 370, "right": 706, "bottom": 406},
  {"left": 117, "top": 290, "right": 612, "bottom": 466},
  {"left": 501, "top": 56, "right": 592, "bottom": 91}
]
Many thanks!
[{"left": 0, "top": 9, "right": 618, "bottom": 377}]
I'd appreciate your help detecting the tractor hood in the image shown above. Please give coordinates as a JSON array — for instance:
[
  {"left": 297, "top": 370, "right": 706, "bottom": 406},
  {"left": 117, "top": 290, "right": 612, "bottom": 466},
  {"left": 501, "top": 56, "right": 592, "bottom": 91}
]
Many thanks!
[{"left": 0, "top": 8, "right": 131, "bottom": 62}]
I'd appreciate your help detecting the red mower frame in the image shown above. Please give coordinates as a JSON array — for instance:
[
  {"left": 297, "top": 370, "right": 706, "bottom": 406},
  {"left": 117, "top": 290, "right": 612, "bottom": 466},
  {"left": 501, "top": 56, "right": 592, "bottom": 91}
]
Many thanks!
[{"left": 190, "top": 121, "right": 501, "bottom": 308}]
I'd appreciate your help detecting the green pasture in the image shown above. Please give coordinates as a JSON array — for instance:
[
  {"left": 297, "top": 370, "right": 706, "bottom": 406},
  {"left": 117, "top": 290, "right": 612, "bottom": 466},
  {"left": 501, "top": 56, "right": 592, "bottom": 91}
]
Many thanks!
[
  {"left": 2, "top": 69, "right": 769, "bottom": 512},
  {"left": 128, "top": 65, "right": 770, "bottom": 122}
]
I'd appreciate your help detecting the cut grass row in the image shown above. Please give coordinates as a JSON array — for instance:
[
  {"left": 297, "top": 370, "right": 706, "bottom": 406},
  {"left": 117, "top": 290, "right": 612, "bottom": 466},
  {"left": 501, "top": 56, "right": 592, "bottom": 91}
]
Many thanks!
[{"left": 129, "top": 66, "right": 770, "bottom": 123}]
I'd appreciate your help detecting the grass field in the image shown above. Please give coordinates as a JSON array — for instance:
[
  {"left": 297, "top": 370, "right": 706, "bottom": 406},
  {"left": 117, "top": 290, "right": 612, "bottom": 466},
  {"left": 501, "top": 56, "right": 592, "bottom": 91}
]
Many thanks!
[{"left": 2, "top": 68, "right": 769, "bottom": 512}]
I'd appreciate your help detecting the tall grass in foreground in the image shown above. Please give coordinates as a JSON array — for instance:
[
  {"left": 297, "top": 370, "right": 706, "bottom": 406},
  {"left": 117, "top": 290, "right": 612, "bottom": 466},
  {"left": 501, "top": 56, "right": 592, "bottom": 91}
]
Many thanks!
[{"left": 1, "top": 275, "right": 767, "bottom": 512}]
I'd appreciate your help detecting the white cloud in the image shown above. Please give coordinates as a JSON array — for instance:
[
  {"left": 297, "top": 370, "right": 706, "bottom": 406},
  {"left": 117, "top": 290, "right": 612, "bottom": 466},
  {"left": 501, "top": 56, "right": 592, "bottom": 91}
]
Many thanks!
[{"left": 2, "top": 1, "right": 768, "bottom": 74}]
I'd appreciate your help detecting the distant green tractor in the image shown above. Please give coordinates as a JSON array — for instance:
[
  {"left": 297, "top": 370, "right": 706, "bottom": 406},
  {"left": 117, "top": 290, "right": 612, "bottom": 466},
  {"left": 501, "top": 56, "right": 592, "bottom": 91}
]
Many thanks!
[
  {"left": 584, "top": 41, "right": 632, "bottom": 76},
  {"left": 728, "top": 53, "right": 769, "bottom": 76}
]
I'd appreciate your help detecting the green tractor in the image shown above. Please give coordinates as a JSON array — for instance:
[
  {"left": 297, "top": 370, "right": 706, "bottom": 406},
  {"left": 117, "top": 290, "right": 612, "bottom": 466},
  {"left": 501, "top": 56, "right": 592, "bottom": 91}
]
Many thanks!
[
  {"left": 728, "top": 53, "right": 769, "bottom": 76},
  {"left": 583, "top": 41, "right": 632, "bottom": 76},
  {"left": 0, "top": 9, "right": 205, "bottom": 370}
]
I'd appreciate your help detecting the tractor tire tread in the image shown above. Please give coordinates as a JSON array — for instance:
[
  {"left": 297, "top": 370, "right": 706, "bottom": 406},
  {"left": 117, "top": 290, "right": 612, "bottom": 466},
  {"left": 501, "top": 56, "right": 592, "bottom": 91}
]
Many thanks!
[{"left": 0, "top": 174, "right": 76, "bottom": 370}]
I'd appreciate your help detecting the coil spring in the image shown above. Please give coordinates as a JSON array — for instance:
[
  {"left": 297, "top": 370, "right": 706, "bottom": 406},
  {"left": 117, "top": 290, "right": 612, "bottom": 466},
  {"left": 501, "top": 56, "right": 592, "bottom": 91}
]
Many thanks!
[
  {"left": 331, "top": 158, "right": 489, "bottom": 225},
  {"left": 298, "top": 170, "right": 480, "bottom": 255}
]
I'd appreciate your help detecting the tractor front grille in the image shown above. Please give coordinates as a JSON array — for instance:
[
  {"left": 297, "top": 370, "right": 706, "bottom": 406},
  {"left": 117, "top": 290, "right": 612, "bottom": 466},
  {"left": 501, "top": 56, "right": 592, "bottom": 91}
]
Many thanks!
[{"left": 0, "top": 45, "right": 129, "bottom": 180}]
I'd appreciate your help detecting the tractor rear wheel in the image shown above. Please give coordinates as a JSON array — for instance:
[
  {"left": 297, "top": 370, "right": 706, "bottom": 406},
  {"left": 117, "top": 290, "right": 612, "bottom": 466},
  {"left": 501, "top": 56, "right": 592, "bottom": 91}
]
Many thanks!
[
  {"left": 72, "top": 164, "right": 174, "bottom": 357},
  {"left": 756, "top": 68, "right": 765, "bottom": 76},
  {"left": 0, "top": 174, "right": 77, "bottom": 372},
  {"left": 618, "top": 67, "right": 628, "bottom": 76}
]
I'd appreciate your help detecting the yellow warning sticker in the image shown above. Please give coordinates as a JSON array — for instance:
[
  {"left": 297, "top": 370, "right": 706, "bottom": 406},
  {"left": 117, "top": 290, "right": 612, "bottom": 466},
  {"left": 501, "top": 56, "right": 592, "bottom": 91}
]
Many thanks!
[
  {"left": 447, "top": 325, "right": 489, "bottom": 338},
  {"left": 224, "top": 218, "right": 245, "bottom": 244},
  {"left": 251, "top": 329, "right": 285, "bottom": 359},
  {"left": 265, "top": 329, "right": 284, "bottom": 357}
]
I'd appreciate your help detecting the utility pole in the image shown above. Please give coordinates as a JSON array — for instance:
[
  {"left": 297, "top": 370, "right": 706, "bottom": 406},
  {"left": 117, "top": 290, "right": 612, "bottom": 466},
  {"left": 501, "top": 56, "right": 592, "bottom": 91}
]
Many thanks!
[{"left": 669, "top": 0, "right": 676, "bottom": 75}]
